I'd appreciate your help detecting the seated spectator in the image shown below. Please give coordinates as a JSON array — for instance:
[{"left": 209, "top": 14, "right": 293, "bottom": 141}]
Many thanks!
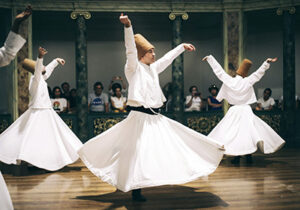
[
  {"left": 68, "top": 88, "right": 77, "bottom": 113},
  {"left": 51, "top": 86, "right": 68, "bottom": 113},
  {"left": 88, "top": 81, "right": 109, "bottom": 113},
  {"left": 108, "top": 76, "right": 127, "bottom": 96},
  {"left": 207, "top": 85, "right": 222, "bottom": 111},
  {"left": 61, "top": 82, "right": 71, "bottom": 100},
  {"left": 256, "top": 88, "right": 275, "bottom": 111},
  {"left": 185, "top": 85, "right": 202, "bottom": 112},
  {"left": 110, "top": 83, "right": 127, "bottom": 113}
]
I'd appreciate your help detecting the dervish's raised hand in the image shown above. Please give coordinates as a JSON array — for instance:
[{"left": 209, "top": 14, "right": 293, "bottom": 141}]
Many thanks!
[
  {"left": 266, "top": 57, "right": 277, "bottom": 63},
  {"left": 202, "top": 56, "right": 209, "bottom": 61},
  {"left": 11, "top": 5, "right": 32, "bottom": 34},
  {"left": 15, "top": 5, "right": 32, "bottom": 23},
  {"left": 56, "top": 58, "right": 65, "bottom": 66},
  {"left": 119, "top": 13, "right": 131, "bottom": 28},
  {"left": 183, "top": 43, "right": 196, "bottom": 51},
  {"left": 38, "top": 47, "right": 48, "bottom": 58}
]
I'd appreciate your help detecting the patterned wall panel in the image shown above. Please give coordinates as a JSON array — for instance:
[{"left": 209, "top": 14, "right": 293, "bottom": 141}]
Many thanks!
[
  {"left": 185, "top": 112, "right": 224, "bottom": 135},
  {"left": 60, "top": 113, "right": 78, "bottom": 135},
  {"left": 0, "top": 119, "right": 10, "bottom": 134},
  {"left": 62, "top": 118, "right": 73, "bottom": 130},
  {"left": 93, "top": 117, "right": 124, "bottom": 136},
  {"left": 0, "top": 114, "right": 11, "bottom": 134},
  {"left": 256, "top": 112, "right": 282, "bottom": 134}
]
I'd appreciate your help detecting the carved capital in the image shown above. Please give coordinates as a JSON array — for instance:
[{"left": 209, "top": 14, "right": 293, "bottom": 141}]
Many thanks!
[
  {"left": 169, "top": 12, "right": 189, "bottom": 21},
  {"left": 276, "top": 7, "right": 296, "bottom": 15},
  {"left": 70, "top": 11, "right": 91, "bottom": 19}
]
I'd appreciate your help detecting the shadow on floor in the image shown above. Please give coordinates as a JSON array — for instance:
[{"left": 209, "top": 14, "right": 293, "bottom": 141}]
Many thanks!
[{"left": 76, "top": 185, "right": 228, "bottom": 209}]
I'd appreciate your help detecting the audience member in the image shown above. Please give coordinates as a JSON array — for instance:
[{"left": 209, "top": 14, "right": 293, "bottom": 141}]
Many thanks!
[
  {"left": 88, "top": 81, "right": 109, "bottom": 113},
  {"left": 108, "top": 76, "right": 127, "bottom": 96},
  {"left": 185, "top": 85, "right": 202, "bottom": 112},
  {"left": 61, "top": 82, "right": 71, "bottom": 100},
  {"left": 207, "top": 85, "right": 222, "bottom": 111},
  {"left": 256, "top": 88, "right": 275, "bottom": 111},
  {"left": 110, "top": 83, "right": 127, "bottom": 113},
  {"left": 51, "top": 86, "right": 68, "bottom": 113},
  {"left": 68, "top": 88, "right": 77, "bottom": 113}
]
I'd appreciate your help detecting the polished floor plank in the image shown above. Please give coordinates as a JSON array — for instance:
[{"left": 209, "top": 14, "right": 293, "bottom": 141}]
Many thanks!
[{"left": 2, "top": 148, "right": 300, "bottom": 210}]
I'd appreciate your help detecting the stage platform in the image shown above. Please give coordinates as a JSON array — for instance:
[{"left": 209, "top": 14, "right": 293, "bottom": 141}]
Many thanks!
[{"left": 3, "top": 148, "right": 300, "bottom": 210}]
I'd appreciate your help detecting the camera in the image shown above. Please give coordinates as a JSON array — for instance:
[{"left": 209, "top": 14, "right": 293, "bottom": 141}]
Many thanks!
[{"left": 194, "top": 93, "right": 201, "bottom": 97}]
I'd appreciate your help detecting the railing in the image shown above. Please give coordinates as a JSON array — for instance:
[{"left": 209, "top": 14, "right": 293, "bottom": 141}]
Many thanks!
[
  {"left": 0, "top": 114, "right": 11, "bottom": 134},
  {"left": 87, "top": 113, "right": 128, "bottom": 139},
  {"left": 0, "top": 110, "right": 293, "bottom": 140}
]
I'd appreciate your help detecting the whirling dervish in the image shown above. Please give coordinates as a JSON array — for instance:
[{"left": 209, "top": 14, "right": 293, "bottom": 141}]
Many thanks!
[
  {"left": 203, "top": 55, "right": 285, "bottom": 164},
  {"left": 0, "top": 47, "right": 83, "bottom": 171}
]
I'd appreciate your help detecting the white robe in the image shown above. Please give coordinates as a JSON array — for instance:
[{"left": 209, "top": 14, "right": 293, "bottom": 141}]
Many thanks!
[
  {"left": 124, "top": 26, "right": 184, "bottom": 108},
  {"left": 0, "top": 57, "right": 83, "bottom": 171},
  {"left": 206, "top": 55, "right": 285, "bottom": 156},
  {"left": 78, "top": 26, "right": 225, "bottom": 192},
  {"left": 0, "top": 31, "right": 26, "bottom": 67},
  {"left": 0, "top": 30, "right": 25, "bottom": 210}
]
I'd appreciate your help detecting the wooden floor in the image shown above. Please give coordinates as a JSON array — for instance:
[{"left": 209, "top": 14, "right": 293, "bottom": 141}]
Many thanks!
[{"left": 3, "top": 148, "right": 300, "bottom": 210}]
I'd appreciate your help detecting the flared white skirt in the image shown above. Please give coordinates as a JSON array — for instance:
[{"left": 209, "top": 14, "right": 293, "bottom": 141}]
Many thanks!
[
  {"left": 0, "top": 172, "right": 13, "bottom": 210},
  {"left": 208, "top": 105, "right": 285, "bottom": 156},
  {"left": 78, "top": 110, "right": 224, "bottom": 192},
  {"left": 0, "top": 108, "right": 83, "bottom": 171}
]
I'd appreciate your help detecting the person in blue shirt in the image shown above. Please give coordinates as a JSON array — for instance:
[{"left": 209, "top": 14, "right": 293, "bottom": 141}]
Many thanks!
[{"left": 207, "top": 85, "right": 222, "bottom": 111}]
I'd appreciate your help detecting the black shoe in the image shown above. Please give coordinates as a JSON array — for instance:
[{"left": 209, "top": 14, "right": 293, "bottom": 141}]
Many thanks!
[
  {"left": 246, "top": 154, "right": 253, "bottom": 164},
  {"left": 132, "top": 189, "right": 147, "bottom": 202},
  {"left": 231, "top": 156, "right": 240, "bottom": 165}
]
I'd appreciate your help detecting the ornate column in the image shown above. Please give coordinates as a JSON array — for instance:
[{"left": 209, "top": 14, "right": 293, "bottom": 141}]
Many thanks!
[
  {"left": 11, "top": 9, "right": 19, "bottom": 120},
  {"left": 277, "top": 7, "right": 296, "bottom": 144},
  {"left": 71, "top": 11, "right": 91, "bottom": 142},
  {"left": 16, "top": 9, "right": 32, "bottom": 117},
  {"left": 223, "top": 9, "right": 244, "bottom": 113},
  {"left": 169, "top": 12, "right": 188, "bottom": 123}
]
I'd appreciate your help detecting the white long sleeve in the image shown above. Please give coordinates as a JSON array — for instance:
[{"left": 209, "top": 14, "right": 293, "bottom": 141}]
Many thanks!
[
  {"left": 29, "top": 57, "right": 52, "bottom": 109},
  {"left": 0, "top": 31, "right": 26, "bottom": 67},
  {"left": 123, "top": 24, "right": 186, "bottom": 108},
  {"left": 124, "top": 26, "right": 138, "bottom": 74},
  {"left": 34, "top": 57, "right": 44, "bottom": 81},
  {"left": 206, "top": 55, "right": 266, "bottom": 105},
  {"left": 43, "top": 59, "right": 59, "bottom": 80},
  {"left": 246, "top": 61, "right": 270, "bottom": 86},
  {"left": 206, "top": 55, "right": 234, "bottom": 87},
  {"left": 153, "top": 44, "right": 185, "bottom": 74}
]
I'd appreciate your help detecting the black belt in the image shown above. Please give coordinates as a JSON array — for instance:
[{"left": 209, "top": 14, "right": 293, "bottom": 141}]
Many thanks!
[{"left": 127, "top": 106, "right": 160, "bottom": 115}]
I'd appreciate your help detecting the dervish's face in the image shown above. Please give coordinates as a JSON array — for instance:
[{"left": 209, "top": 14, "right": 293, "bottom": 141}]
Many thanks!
[{"left": 141, "top": 48, "right": 155, "bottom": 65}]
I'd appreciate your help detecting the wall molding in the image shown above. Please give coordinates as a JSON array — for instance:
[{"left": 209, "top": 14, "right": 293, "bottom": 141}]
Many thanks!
[{"left": 0, "top": 0, "right": 299, "bottom": 13}]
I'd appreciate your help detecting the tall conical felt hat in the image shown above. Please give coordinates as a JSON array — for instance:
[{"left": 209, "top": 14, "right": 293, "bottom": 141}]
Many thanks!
[
  {"left": 236, "top": 59, "right": 253, "bottom": 78},
  {"left": 21, "top": 58, "right": 36, "bottom": 74},
  {"left": 134, "top": 34, "right": 154, "bottom": 60}
]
